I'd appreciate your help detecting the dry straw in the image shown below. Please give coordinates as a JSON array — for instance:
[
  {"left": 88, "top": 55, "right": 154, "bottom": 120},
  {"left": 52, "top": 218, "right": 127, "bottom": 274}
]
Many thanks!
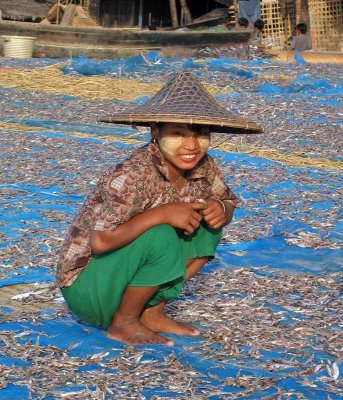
[{"left": 0, "top": 64, "right": 225, "bottom": 101}]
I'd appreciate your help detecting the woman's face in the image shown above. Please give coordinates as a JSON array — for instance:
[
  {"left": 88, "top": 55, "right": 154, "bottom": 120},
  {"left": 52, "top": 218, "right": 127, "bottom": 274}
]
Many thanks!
[{"left": 152, "top": 122, "right": 211, "bottom": 179}]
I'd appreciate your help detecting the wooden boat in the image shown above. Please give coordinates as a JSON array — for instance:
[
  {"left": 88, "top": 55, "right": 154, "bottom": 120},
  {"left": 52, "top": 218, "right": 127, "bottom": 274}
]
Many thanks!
[
  {"left": 1, "top": 20, "right": 342, "bottom": 64},
  {"left": 0, "top": 20, "right": 250, "bottom": 59}
]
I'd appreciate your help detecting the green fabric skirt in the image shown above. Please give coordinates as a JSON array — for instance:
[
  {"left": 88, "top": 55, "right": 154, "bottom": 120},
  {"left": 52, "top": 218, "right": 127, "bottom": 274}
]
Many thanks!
[{"left": 61, "top": 222, "right": 221, "bottom": 329}]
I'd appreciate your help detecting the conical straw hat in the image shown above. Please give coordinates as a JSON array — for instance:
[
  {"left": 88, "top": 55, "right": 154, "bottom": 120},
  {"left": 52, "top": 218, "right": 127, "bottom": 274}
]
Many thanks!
[{"left": 99, "top": 71, "right": 263, "bottom": 133}]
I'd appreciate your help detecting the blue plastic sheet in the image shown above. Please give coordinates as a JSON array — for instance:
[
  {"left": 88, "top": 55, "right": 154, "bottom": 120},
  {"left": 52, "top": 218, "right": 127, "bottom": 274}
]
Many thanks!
[
  {"left": 294, "top": 54, "right": 307, "bottom": 65},
  {"left": 0, "top": 54, "right": 342, "bottom": 399},
  {"left": 0, "top": 130, "right": 341, "bottom": 396}
]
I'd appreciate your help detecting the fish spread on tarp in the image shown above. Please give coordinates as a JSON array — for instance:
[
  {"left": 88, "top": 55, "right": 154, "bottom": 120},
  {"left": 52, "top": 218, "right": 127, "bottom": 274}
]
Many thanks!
[{"left": 0, "top": 53, "right": 342, "bottom": 399}]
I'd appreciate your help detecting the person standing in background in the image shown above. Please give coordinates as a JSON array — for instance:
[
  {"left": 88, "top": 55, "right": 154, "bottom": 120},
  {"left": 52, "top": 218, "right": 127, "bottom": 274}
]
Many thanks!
[
  {"left": 251, "top": 19, "right": 265, "bottom": 48},
  {"left": 290, "top": 23, "right": 312, "bottom": 51}
]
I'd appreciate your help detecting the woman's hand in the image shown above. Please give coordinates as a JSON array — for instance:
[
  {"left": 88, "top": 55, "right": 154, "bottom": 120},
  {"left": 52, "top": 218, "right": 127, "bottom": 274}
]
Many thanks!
[
  {"left": 162, "top": 202, "right": 207, "bottom": 235},
  {"left": 90, "top": 201, "right": 207, "bottom": 254},
  {"left": 200, "top": 199, "right": 234, "bottom": 229}
]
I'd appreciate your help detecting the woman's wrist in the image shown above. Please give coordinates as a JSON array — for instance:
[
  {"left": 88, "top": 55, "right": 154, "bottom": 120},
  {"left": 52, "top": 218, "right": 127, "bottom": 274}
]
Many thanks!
[
  {"left": 223, "top": 199, "right": 237, "bottom": 208},
  {"left": 217, "top": 199, "right": 236, "bottom": 225},
  {"left": 217, "top": 199, "right": 226, "bottom": 213},
  {"left": 217, "top": 199, "right": 237, "bottom": 212}
]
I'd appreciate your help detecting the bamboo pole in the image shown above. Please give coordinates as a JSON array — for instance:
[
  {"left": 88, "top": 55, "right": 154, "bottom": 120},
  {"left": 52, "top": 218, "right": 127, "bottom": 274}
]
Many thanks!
[
  {"left": 295, "top": 0, "right": 311, "bottom": 30},
  {"left": 138, "top": 0, "right": 144, "bottom": 28},
  {"left": 233, "top": 0, "right": 239, "bottom": 25},
  {"left": 169, "top": 0, "right": 179, "bottom": 27},
  {"left": 56, "top": 0, "right": 60, "bottom": 24},
  {"left": 179, "top": 0, "right": 193, "bottom": 24}
]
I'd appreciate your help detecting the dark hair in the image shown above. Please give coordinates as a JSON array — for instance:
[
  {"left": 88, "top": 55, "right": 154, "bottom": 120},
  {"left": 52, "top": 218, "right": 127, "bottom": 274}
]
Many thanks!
[
  {"left": 254, "top": 19, "right": 265, "bottom": 30},
  {"left": 238, "top": 17, "right": 249, "bottom": 27},
  {"left": 296, "top": 23, "right": 307, "bottom": 34},
  {"left": 155, "top": 122, "right": 210, "bottom": 134}
]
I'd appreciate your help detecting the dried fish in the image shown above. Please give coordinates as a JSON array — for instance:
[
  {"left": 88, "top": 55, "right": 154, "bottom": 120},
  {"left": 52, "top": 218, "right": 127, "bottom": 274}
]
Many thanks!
[{"left": 0, "top": 56, "right": 341, "bottom": 399}]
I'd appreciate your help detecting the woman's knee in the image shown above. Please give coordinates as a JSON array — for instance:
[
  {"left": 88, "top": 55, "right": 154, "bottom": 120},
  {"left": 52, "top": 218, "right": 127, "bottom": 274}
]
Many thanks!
[{"left": 143, "top": 224, "right": 180, "bottom": 255}]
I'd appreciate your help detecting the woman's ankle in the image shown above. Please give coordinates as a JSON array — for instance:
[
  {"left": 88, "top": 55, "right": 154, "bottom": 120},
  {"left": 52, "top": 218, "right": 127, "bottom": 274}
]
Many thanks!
[{"left": 110, "top": 311, "right": 140, "bottom": 330}]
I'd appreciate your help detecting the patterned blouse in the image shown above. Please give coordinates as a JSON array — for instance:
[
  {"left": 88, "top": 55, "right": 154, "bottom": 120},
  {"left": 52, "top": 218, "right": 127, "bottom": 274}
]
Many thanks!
[{"left": 56, "top": 143, "right": 237, "bottom": 287}]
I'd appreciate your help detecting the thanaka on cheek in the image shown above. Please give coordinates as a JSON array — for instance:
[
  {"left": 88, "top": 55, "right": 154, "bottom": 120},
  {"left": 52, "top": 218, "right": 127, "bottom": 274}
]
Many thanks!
[
  {"left": 159, "top": 136, "right": 182, "bottom": 155},
  {"left": 198, "top": 137, "right": 210, "bottom": 152}
]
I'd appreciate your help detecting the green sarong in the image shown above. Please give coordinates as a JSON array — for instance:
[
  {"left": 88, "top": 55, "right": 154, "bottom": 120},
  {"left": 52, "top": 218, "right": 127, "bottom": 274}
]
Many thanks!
[{"left": 61, "top": 222, "right": 221, "bottom": 329}]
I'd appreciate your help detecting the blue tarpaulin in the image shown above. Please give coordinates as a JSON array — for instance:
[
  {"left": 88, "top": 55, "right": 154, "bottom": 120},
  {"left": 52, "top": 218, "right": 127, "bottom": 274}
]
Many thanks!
[{"left": 0, "top": 53, "right": 342, "bottom": 399}]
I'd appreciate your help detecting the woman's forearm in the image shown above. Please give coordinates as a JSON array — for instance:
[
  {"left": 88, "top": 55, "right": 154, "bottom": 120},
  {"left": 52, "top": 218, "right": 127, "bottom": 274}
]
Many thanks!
[
  {"left": 90, "top": 207, "right": 166, "bottom": 254},
  {"left": 90, "top": 201, "right": 212, "bottom": 254}
]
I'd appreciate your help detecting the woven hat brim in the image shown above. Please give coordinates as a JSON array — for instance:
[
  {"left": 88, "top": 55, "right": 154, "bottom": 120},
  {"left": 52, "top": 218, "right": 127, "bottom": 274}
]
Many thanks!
[{"left": 98, "top": 113, "right": 264, "bottom": 134}]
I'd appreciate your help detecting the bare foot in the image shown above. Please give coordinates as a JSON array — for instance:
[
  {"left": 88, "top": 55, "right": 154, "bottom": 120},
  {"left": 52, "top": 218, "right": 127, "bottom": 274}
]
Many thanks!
[
  {"left": 141, "top": 304, "right": 200, "bottom": 336},
  {"left": 107, "top": 320, "right": 174, "bottom": 346}
]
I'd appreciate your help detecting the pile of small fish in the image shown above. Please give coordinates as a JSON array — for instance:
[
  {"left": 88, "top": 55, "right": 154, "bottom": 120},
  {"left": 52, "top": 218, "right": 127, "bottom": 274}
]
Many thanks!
[
  {"left": 0, "top": 268, "right": 341, "bottom": 398},
  {"left": 0, "top": 55, "right": 341, "bottom": 398}
]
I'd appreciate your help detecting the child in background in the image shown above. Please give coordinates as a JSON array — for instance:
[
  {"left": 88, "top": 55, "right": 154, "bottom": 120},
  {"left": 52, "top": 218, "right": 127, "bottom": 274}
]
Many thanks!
[
  {"left": 236, "top": 17, "right": 253, "bottom": 30},
  {"left": 290, "top": 23, "right": 312, "bottom": 51},
  {"left": 251, "top": 19, "right": 265, "bottom": 48},
  {"left": 56, "top": 71, "right": 263, "bottom": 346}
]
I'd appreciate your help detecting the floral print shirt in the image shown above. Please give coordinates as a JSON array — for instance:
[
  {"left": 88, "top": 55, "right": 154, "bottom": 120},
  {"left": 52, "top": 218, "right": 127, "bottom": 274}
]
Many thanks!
[{"left": 56, "top": 143, "right": 237, "bottom": 287}]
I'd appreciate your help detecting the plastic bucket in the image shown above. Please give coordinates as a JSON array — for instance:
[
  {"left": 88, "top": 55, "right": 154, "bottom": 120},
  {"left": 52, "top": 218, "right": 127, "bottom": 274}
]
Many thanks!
[{"left": 2, "top": 36, "right": 36, "bottom": 58}]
